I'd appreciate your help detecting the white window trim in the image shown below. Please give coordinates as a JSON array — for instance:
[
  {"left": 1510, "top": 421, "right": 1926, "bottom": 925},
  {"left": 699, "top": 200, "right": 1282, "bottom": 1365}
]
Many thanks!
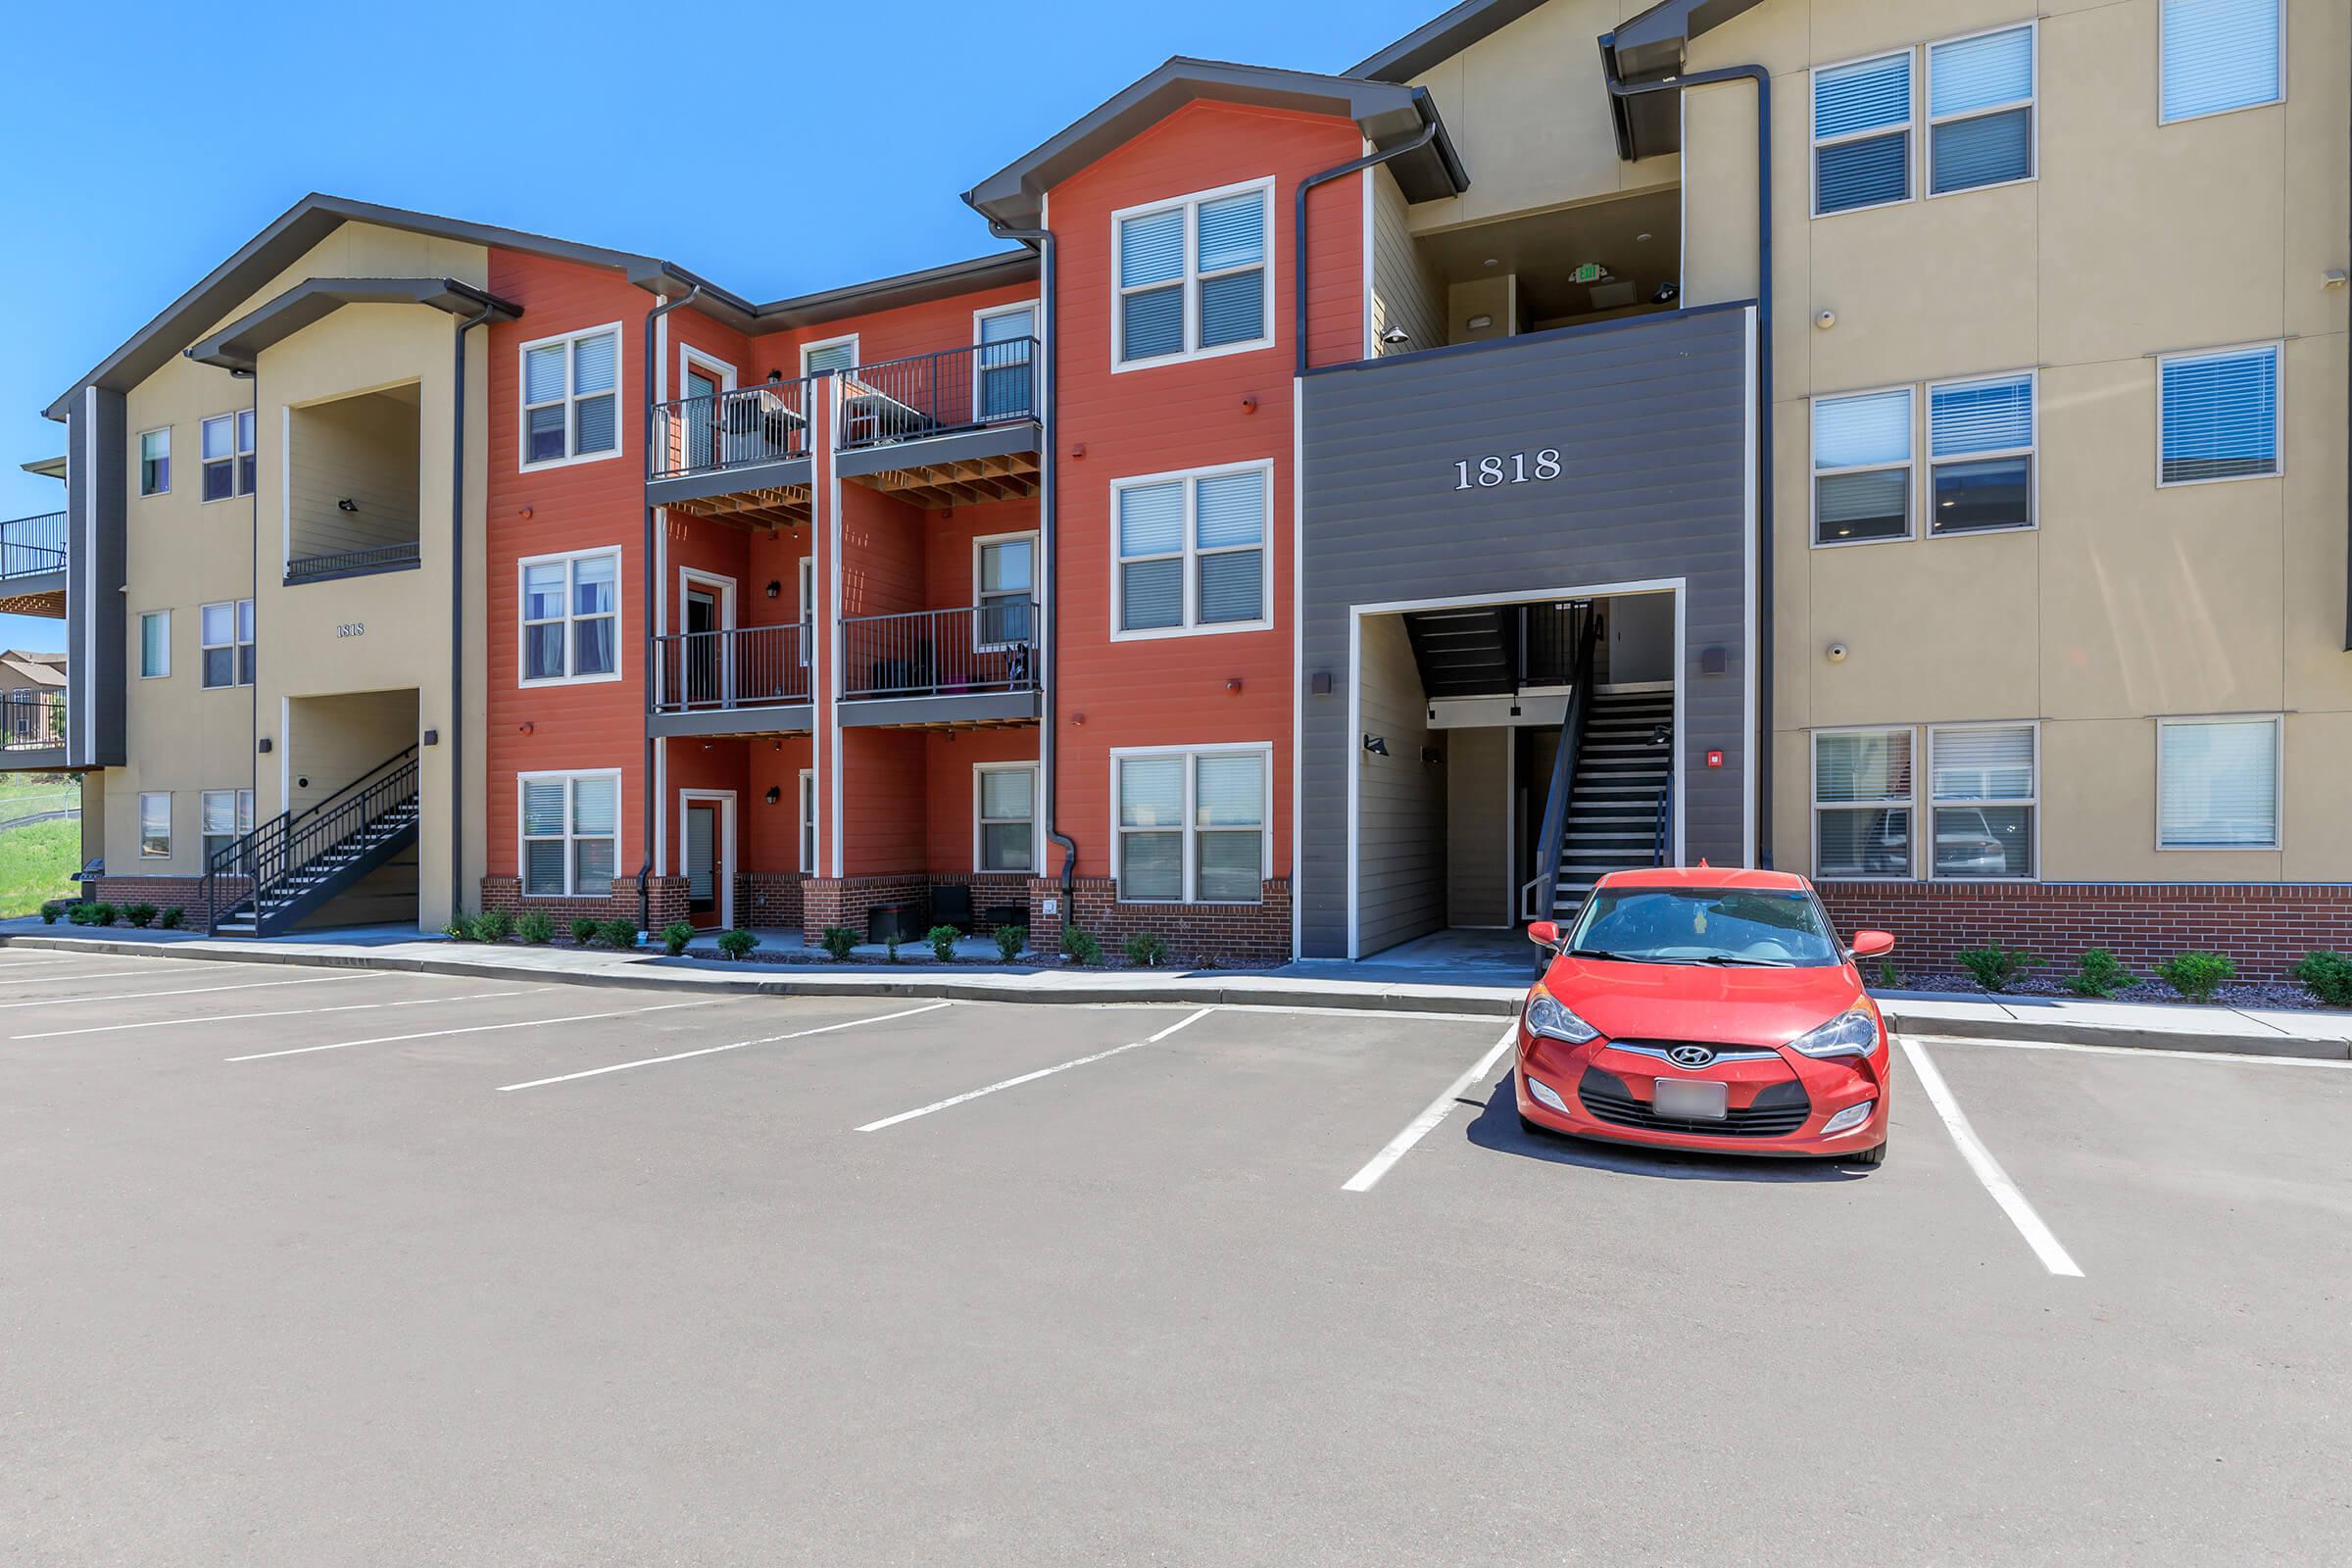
[
  {"left": 137, "top": 426, "right": 171, "bottom": 497},
  {"left": 972, "top": 300, "right": 1041, "bottom": 422},
  {"left": 801, "top": 333, "right": 860, "bottom": 376},
  {"left": 517, "top": 321, "right": 625, "bottom": 473},
  {"left": 2154, "top": 339, "right": 2286, "bottom": 489},
  {"left": 1810, "top": 725, "right": 1919, "bottom": 882},
  {"left": 198, "top": 411, "right": 257, "bottom": 504},
  {"left": 1809, "top": 383, "right": 1916, "bottom": 549},
  {"left": 1926, "top": 720, "right": 2040, "bottom": 883},
  {"left": 1811, "top": 47, "right": 1916, "bottom": 219},
  {"left": 517, "top": 545, "right": 624, "bottom": 689},
  {"left": 1109, "top": 458, "right": 1275, "bottom": 640},
  {"left": 516, "top": 768, "right": 624, "bottom": 899},
  {"left": 972, "top": 761, "right": 1043, "bottom": 875},
  {"left": 138, "top": 792, "right": 172, "bottom": 858},
  {"left": 1927, "top": 368, "right": 2038, "bottom": 535},
  {"left": 1109, "top": 174, "right": 1277, "bottom": 372},
  {"left": 1108, "top": 741, "right": 1274, "bottom": 905},
  {"left": 796, "top": 555, "right": 816, "bottom": 669},
  {"left": 200, "top": 788, "right": 255, "bottom": 861},
  {"left": 1924, "top": 20, "right": 2038, "bottom": 200},
  {"left": 137, "top": 610, "right": 171, "bottom": 679},
  {"left": 798, "top": 768, "right": 818, "bottom": 874},
  {"left": 2158, "top": 0, "right": 2287, "bottom": 125},
  {"left": 679, "top": 344, "right": 737, "bottom": 396},
  {"left": 2156, "top": 713, "right": 2283, "bottom": 852},
  {"left": 198, "top": 598, "right": 255, "bottom": 690},
  {"left": 973, "top": 530, "right": 1039, "bottom": 653}
]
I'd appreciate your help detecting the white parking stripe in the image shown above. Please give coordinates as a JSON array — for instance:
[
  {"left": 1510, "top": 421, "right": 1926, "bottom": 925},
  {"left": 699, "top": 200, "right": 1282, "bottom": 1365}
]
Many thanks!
[
  {"left": 0, "top": 971, "right": 388, "bottom": 1012},
  {"left": 1903, "top": 1032, "right": 2352, "bottom": 1071},
  {"left": 0, "top": 967, "right": 177, "bottom": 988},
  {"left": 1898, "top": 1037, "right": 2084, "bottom": 1279},
  {"left": 1342, "top": 1023, "right": 1519, "bottom": 1194},
  {"left": 855, "top": 1006, "right": 1212, "bottom": 1132},
  {"left": 224, "top": 999, "right": 729, "bottom": 1062},
  {"left": 15, "top": 988, "right": 553, "bottom": 1041},
  {"left": 497, "top": 1001, "right": 956, "bottom": 1092}
]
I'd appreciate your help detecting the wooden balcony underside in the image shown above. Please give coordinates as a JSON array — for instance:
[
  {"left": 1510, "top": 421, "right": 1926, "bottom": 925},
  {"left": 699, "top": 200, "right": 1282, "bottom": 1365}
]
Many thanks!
[
  {"left": 666, "top": 485, "right": 812, "bottom": 532},
  {"left": 851, "top": 452, "right": 1040, "bottom": 511},
  {"left": 0, "top": 586, "right": 64, "bottom": 617}
]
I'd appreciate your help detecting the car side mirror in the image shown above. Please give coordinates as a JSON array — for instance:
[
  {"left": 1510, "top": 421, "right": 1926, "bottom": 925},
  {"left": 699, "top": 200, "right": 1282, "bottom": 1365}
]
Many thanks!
[
  {"left": 1527, "top": 919, "right": 1562, "bottom": 950},
  {"left": 1849, "top": 929, "right": 1895, "bottom": 959}
]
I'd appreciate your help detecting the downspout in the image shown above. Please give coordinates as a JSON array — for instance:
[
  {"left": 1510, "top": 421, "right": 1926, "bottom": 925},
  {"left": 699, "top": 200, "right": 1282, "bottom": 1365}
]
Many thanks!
[
  {"left": 639, "top": 283, "right": 702, "bottom": 934},
  {"left": 451, "top": 295, "right": 497, "bottom": 920},
  {"left": 1600, "top": 47, "right": 1774, "bottom": 867},
  {"left": 976, "top": 217, "right": 1077, "bottom": 901},
  {"left": 1293, "top": 93, "right": 1448, "bottom": 378}
]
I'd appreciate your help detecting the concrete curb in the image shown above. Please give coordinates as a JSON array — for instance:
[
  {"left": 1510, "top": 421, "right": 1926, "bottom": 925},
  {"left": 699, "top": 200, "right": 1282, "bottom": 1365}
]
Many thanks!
[
  {"left": 1880, "top": 1002, "right": 2351, "bottom": 1061},
  {"left": 0, "top": 935, "right": 1523, "bottom": 1018}
]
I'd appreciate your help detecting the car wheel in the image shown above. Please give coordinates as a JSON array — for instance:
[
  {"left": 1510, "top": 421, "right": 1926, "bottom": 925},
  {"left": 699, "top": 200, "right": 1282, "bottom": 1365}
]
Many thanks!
[{"left": 1845, "top": 1139, "right": 1887, "bottom": 1167}]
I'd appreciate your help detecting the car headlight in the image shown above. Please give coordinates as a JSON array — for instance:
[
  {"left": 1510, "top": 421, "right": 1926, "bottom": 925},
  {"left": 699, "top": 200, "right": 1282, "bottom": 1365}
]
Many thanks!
[
  {"left": 1786, "top": 1006, "right": 1882, "bottom": 1059},
  {"left": 1524, "top": 991, "right": 1600, "bottom": 1046}
]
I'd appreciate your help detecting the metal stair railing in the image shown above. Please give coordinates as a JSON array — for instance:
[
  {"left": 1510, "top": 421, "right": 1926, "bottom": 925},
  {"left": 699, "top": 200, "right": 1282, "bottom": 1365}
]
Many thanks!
[
  {"left": 1518, "top": 606, "right": 1601, "bottom": 969},
  {"left": 204, "top": 744, "right": 419, "bottom": 934},
  {"left": 1651, "top": 769, "right": 1674, "bottom": 866}
]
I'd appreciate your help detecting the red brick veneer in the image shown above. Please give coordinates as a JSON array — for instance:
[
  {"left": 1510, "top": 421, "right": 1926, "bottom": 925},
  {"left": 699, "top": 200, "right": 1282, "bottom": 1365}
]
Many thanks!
[
  {"left": 479, "top": 875, "right": 690, "bottom": 934},
  {"left": 84, "top": 875, "right": 251, "bottom": 925},
  {"left": 1025, "top": 876, "right": 1293, "bottom": 967}
]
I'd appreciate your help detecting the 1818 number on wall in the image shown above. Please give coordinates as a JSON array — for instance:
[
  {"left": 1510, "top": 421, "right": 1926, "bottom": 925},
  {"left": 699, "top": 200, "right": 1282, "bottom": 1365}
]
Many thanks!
[{"left": 1452, "top": 450, "right": 1563, "bottom": 490}]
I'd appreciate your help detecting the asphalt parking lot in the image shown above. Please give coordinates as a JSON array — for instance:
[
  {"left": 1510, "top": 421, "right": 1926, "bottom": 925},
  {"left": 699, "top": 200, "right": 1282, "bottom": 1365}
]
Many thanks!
[{"left": 1, "top": 947, "right": 2345, "bottom": 1566}]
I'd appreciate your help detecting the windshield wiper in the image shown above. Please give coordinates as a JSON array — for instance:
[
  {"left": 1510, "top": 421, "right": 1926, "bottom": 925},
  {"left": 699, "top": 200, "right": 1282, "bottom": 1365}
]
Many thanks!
[
  {"left": 1568, "top": 947, "right": 1662, "bottom": 963},
  {"left": 1689, "top": 955, "right": 1795, "bottom": 967}
]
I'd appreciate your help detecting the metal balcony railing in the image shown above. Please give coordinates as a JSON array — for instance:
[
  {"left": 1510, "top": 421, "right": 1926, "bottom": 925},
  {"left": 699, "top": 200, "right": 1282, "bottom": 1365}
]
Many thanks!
[
  {"left": 652, "top": 623, "right": 811, "bottom": 712},
  {"left": 1, "top": 688, "right": 67, "bottom": 751},
  {"left": 841, "top": 604, "right": 1038, "bottom": 701},
  {"left": 285, "top": 540, "right": 421, "bottom": 584},
  {"left": 836, "top": 338, "right": 1039, "bottom": 452},
  {"left": 650, "top": 376, "right": 815, "bottom": 480},
  {"left": 0, "top": 513, "right": 67, "bottom": 580}
]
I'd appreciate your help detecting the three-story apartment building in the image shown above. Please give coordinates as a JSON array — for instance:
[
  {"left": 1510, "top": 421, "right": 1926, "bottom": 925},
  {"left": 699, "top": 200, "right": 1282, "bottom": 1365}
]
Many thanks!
[{"left": 20, "top": 0, "right": 2349, "bottom": 974}]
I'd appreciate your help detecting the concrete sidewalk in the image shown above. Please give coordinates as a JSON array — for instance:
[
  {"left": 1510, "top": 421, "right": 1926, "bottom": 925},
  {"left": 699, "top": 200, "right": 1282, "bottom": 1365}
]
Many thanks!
[{"left": 2, "top": 923, "right": 2346, "bottom": 1058}]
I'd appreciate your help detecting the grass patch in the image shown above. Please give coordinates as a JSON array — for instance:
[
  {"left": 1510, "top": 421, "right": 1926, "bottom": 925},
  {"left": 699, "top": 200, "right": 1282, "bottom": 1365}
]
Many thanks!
[{"left": 0, "top": 817, "right": 82, "bottom": 917}]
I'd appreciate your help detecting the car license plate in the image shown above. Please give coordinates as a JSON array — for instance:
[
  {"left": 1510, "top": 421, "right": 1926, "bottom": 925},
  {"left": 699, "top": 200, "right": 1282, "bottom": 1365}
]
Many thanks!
[{"left": 1653, "top": 1077, "right": 1729, "bottom": 1121}]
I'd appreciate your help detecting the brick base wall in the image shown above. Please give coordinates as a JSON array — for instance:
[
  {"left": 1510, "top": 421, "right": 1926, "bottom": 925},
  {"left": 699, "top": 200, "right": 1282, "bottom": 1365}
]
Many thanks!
[
  {"left": 479, "top": 876, "right": 690, "bottom": 935},
  {"left": 800, "top": 874, "right": 931, "bottom": 945},
  {"left": 734, "top": 870, "right": 806, "bottom": 931},
  {"left": 1816, "top": 881, "right": 2352, "bottom": 981},
  {"left": 930, "top": 872, "right": 1034, "bottom": 933},
  {"left": 84, "top": 875, "right": 251, "bottom": 925},
  {"left": 1026, "top": 877, "right": 1293, "bottom": 967}
]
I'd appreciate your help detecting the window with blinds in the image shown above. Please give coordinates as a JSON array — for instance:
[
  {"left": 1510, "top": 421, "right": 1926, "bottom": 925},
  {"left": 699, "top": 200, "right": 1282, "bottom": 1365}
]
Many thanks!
[
  {"left": 2161, "top": 0, "right": 2282, "bottom": 123},
  {"left": 1929, "top": 372, "right": 2034, "bottom": 532},
  {"left": 2159, "top": 344, "right": 2280, "bottom": 484},
  {"left": 975, "top": 535, "right": 1037, "bottom": 648},
  {"left": 1114, "top": 465, "right": 1269, "bottom": 634},
  {"left": 519, "top": 550, "right": 619, "bottom": 684},
  {"left": 799, "top": 771, "right": 818, "bottom": 874},
  {"left": 1115, "top": 748, "right": 1266, "bottom": 904},
  {"left": 139, "top": 611, "right": 170, "bottom": 679},
  {"left": 1929, "top": 725, "right": 2035, "bottom": 879},
  {"left": 976, "top": 763, "right": 1038, "bottom": 872},
  {"left": 1813, "top": 388, "right": 1912, "bottom": 544},
  {"left": 1814, "top": 52, "right": 1912, "bottom": 215},
  {"left": 522, "top": 326, "right": 620, "bottom": 467},
  {"left": 2159, "top": 717, "right": 2279, "bottom": 849},
  {"left": 1115, "top": 181, "right": 1271, "bottom": 366},
  {"left": 1814, "top": 728, "right": 1915, "bottom": 879},
  {"left": 803, "top": 337, "right": 858, "bottom": 376},
  {"left": 520, "top": 773, "right": 619, "bottom": 897},
  {"left": 1928, "top": 24, "right": 2034, "bottom": 194},
  {"left": 201, "top": 788, "right": 254, "bottom": 867}
]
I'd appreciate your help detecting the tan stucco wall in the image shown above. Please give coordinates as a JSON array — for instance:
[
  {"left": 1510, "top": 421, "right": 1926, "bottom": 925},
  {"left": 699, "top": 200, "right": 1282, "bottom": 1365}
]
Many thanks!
[
  {"left": 1690, "top": 0, "right": 2351, "bottom": 883},
  {"left": 107, "top": 220, "right": 490, "bottom": 924}
]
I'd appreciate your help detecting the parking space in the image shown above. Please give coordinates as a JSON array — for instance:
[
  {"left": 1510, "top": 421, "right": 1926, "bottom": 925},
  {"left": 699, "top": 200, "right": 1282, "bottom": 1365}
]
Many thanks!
[{"left": 1, "top": 948, "right": 2344, "bottom": 1564}]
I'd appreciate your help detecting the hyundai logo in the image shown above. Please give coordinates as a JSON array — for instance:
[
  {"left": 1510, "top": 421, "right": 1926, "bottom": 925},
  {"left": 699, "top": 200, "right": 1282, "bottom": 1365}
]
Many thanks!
[{"left": 1667, "top": 1045, "right": 1717, "bottom": 1068}]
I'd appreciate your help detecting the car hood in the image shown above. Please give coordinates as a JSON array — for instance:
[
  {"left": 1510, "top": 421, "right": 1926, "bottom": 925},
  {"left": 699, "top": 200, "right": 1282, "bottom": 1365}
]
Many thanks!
[{"left": 1540, "top": 956, "right": 1866, "bottom": 1049}]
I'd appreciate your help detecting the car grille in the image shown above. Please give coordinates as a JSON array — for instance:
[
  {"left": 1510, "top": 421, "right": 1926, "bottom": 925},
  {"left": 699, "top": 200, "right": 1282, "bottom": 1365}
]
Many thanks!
[{"left": 1577, "top": 1067, "right": 1812, "bottom": 1138}]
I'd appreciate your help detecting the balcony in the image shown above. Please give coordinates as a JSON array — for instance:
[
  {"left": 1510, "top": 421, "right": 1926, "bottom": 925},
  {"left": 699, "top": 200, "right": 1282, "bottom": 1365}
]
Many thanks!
[
  {"left": 841, "top": 604, "right": 1040, "bottom": 728},
  {"left": 1, "top": 687, "right": 67, "bottom": 771},
  {"left": 648, "top": 376, "right": 815, "bottom": 531},
  {"left": 285, "top": 387, "right": 424, "bottom": 585},
  {"left": 648, "top": 622, "right": 812, "bottom": 738},
  {"left": 0, "top": 512, "right": 67, "bottom": 617},
  {"left": 834, "top": 339, "right": 1042, "bottom": 507}
]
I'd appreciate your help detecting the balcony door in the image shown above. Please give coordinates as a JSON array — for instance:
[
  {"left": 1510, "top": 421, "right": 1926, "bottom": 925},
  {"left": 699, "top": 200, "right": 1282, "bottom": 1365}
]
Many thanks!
[
  {"left": 975, "top": 304, "right": 1037, "bottom": 422},
  {"left": 680, "top": 350, "right": 734, "bottom": 473},
  {"left": 680, "top": 570, "right": 735, "bottom": 710}
]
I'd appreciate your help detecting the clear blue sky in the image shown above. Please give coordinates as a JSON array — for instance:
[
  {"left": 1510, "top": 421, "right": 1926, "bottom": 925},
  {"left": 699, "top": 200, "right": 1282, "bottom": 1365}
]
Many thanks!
[{"left": 0, "top": 0, "right": 1438, "bottom": 654}]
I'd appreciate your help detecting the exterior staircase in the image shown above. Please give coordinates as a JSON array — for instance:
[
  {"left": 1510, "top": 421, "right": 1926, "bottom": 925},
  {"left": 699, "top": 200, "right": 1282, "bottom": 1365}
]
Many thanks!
[
  {"left": 207, "top": 746, "right": 419, "bottom": 937},
  {"left": 1549, "top": 687, "right": 1673, "bottom": 906}
]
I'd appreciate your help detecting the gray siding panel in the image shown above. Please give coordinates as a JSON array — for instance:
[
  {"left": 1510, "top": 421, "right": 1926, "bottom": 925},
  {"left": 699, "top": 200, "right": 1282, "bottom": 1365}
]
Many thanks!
[
  {"left": 1355, "top": 612, "right": 1446, "bottom": 953},
  {"left": 67, "top": 394, "right": 129, "bottom": 771},
  {"left": 1299, "top": 305, "right": 1755, "bottom": 957}
]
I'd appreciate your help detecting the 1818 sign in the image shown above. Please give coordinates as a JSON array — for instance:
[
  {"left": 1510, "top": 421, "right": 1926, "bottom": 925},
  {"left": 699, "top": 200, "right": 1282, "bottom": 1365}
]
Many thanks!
[{"left": 1452, "top": 449, "right": 1563, "bottom": 490}]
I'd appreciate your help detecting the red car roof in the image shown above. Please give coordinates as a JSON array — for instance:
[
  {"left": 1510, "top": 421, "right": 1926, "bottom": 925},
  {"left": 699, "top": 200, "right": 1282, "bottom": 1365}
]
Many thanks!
[{"left": 1594, "top": 865, "right": 1813, "bottom": 893}]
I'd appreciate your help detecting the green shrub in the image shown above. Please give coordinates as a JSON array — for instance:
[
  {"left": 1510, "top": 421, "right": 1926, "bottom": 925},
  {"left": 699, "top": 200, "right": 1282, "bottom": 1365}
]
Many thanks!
[
  {"left": 159, "top": 906, "right": 184, "bottom": 930},
  {"left": 66, "top": 903, "right": 93, "bottom": 926},
  {"left": 596, "top": 918, "right": 639, "bottom": 951},
  {"left": 1874, "top": 957, "right": 1903, "bottom": 988},
  {"left": 39, "top": 902, "right": 63, "bottom": 925},
  {"left": 125, "top": 903, "right": 158, "bottom": 928},
  {"left": 1061, "top": 925, "right": 1102, "bottom": 966},
  {"left": 442, "top": 916, "right": 472, "bottom": 941},
  {"left": 819, "top": 926, "right": 858, "bottom": 962},
  {"left": 516, "top": 910, "right": 556, "bottom": 946},
  {"left": 995, "top": 924, "right": 1026, "bottom": 963},
  {"left": 2061, "top": 948, "right": 2134, "bottom": 999},
  {"left": 91, "top": 904, "right": 118, "bottom": 927},
  {"left": 661, "top": 921, "right": 695, "bottom": 957},
  {"left": 471, "top": 908, "right": 514, "bottom": 944},
  {"left": 715, "top": 928, "right": 759, "bottom": 961},
  {"left": 2156, "top": 951, "right": 2234, "bottom": 1004},
  {"left": 570, "top": 917, "right": 601, "bottom": 946},
  {"left": 886, "top": 934, "right": 903, "bottom": 963},
  {"left": 927, "top": 923, "right": 961, "bottom": 962},
  {"left": 1123, "top": 930, "right": 1170, "bottom": 968},
  {"left": 2291, "top": 950, "right": 2352, "bottom": 1008},
  {"left": 1955, "top": 945, "right": 2034, "bottom": 993}
]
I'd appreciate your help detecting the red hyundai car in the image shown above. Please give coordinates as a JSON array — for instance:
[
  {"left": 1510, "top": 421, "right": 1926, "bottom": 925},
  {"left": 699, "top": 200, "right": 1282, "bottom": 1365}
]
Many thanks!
[{"left": 1515, "top": 867, "right": 1894, "bottom": 1164}]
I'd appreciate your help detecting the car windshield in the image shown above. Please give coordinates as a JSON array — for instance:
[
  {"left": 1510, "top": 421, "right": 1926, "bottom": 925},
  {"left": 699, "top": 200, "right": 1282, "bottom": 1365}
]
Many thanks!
[{"left": 1565, "top": 887, "right": 1843, "bottom": 968}]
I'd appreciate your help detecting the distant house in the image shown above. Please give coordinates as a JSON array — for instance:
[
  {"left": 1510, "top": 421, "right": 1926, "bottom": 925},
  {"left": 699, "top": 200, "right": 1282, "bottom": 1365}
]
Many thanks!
[
  {"left": 2, "top": 649, "right": 66, "bottom": 690},
  {"left": 2, "top": 650, "right": 66, "bottom": 745}
]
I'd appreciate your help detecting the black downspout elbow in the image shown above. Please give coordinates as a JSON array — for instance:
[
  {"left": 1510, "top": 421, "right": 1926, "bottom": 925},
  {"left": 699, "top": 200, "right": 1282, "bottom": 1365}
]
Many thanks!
[
  {"left": 1294, "top": 96, "right": 1445, "bottom": 377},
  {"left": 641, "top": 284, "right": 703, "bottom": 935}
]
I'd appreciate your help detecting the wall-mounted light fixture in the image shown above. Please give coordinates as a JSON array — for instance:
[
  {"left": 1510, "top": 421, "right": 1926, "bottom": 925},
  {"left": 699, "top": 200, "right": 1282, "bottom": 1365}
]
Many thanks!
[
  {"left": 1379, "top": 327, "right": 1410, "bottom": 346},
  {"left": 257, "top": 738, "right": 272, "bottom": 755},
  {"left": 1362, "top": 734, "right": 1390, "bottom": 757},
  {"left": 336, "top": 498, "right": 358, "bottom": 514},
  {"left": 765, "top": 786, "right": 782, "bottom": 805},
  {"left": 765, "top": 580, "right": 782, "bottom": 599}
]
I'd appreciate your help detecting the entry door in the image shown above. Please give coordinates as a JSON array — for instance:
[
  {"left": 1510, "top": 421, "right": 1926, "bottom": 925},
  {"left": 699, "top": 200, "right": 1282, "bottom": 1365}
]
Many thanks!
[
  {"left": 685, "top": 801, "right": 723, "bottom": 927},
  {"left": 685, "top": 366, "right": 721, "bottom": 470},
  {"left": 685, "top": 587, "right": 721, "bottom": 707},
  {"left": 977, "top": 306, "right": 1036, "bottom": 420}
]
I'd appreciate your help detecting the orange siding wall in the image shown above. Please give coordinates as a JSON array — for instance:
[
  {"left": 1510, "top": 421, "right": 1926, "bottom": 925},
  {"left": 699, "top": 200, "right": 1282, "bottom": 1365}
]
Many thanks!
[
  {"left": 745, "top": 282, "right": 1038, "bottom": 383},
  {"left": 923, "top": 728, "right": 1039, "bottom": 872},
  {"left": 839, "top": 727, "right": 928, "bottom": 876},
  {"left": 1046, "top": 101, "right": 1365, "bottom": 881}
]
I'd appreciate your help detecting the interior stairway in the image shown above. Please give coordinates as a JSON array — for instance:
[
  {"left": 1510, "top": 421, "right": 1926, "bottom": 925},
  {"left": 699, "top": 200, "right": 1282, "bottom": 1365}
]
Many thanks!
[
  {"left": 1550, "top": 688, "right": 1674, "bottom": 907},
  {"left": 208, "top": 746, "right": 419, "bottom": 938}
]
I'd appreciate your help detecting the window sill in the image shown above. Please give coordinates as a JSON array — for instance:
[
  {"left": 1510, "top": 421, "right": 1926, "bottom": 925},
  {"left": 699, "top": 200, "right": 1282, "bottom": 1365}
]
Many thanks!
[
  {"left": 1110, "top": 618, "right": 1274, "bottom": 643},
  {"left": 518, "top": 672, "right": 624, "bottom": 690},
  {"left": 1110, "top": 337, "right": 1275, "bottom": 375},
  {"left": 517, "top": 448, "right": 625, "bottom": 475}
]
